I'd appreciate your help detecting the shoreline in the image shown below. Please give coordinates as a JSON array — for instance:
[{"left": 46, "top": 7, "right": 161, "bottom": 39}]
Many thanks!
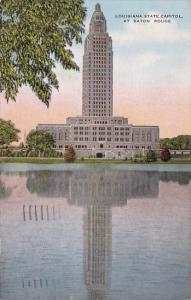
[{"left": 0, "top": 157, "right": 190, "bottom": 165}]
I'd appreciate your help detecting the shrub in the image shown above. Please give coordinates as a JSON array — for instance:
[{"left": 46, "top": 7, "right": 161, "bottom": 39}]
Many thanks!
[
  {"left": 58, "top": 152, "right": 63, "bottom": 158},
  {"left": 64, "top": 146, "right": 76, "bottom": 162},
  {"left": 0, "top": 148, "right": 13, "bottom": 157},
  {"left": 13, "top": 149, "right": 27, "bottom": 157},
  {"left": 145, "top": 150, "right": 157, "bottom": 163},
  {"left": 160, "top": 148, "right": 171, "bottom": 161},
  {"left": 27, "top": 150, "right": 39, "bottom": 157},
  {"left": 132, "top": 154, "right": 144, "bottom": 163}
]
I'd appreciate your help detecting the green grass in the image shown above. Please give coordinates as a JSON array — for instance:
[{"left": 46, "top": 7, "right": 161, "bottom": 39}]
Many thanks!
[
  {"left": 0, "top": 157, "right": 66, "bottom": 164},
  {"left": 0, "top": 157, "right": 190, "bottom": 164}
]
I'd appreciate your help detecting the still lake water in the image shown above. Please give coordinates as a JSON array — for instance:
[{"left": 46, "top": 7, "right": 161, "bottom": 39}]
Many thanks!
[{"left": 0, "top": 163, "right": 191, "bottom": 300}]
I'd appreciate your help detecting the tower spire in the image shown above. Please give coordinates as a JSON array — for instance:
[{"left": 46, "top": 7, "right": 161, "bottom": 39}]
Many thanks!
[
  {"left": 95, "top": 3, "right": 101, "bottom": 11},
  {"left": 89, "top": 3, "right": 107, "bottom": 34}
]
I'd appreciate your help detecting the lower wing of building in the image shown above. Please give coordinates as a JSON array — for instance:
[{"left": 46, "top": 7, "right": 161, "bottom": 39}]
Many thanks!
[{"left": 37, "top": 116, "right": 160, "bottom": 159}]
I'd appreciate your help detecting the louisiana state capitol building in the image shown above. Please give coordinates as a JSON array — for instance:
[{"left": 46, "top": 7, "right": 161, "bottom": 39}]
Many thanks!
[{"left": 37, "top": 4, "right": 160, "bottom": 159}]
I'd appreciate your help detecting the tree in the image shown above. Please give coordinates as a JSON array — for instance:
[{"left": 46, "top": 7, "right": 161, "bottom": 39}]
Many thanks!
[
  {"left": 145, "top": 149, "right": 157, "bottom": 163},
  {"left": 0, "top": 119, "right": 20, "bottom": 146},
  {"left": 160, "top": 148, "right": 171, "bottom": 162},
  {"left": 160, "top": 135, "right": 191, "bottom": 150},
  {"left": 0, "top": 0, "right": 86, "bottom": 105},
  {"left": 64, "top": 146, "right": 76, "bottom": 162},
  {"left": 26, "top": 129, "right": 54, "bottom": 157}
]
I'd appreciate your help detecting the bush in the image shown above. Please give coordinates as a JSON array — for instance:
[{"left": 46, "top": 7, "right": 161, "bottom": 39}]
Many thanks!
[
  {"left": 64, "top": 146, "right": 76, "bottom": 162},
  {"left": 145, "top": 150, "right": 157, "bottom": 163},
  {"left": 0, "top": 148, "right": 13, "bottom": 157},
  {"left": 160, "top": 148, "right": 171, "bottom": 161},
  {"left": 132, "top": 154, "right": 145, "bottom": 163},
  {"left": 58, "top": 152, "right": 63, "bottom": 158},
  {"left": 27, "top": 150, "right": 39, "bottom": 157},
  {"left": 13, "top": 149, "right": 27, "bottom": 157}
]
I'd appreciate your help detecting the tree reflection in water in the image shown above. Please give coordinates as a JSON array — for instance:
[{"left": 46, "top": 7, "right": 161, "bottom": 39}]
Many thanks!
[{"left": 0, "top": 179, "right": 12, "bottom": 199}]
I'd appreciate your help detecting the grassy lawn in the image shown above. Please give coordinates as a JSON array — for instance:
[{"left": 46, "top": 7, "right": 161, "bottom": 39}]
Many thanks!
[{"left": 0, "top": 157, "right": 190, "bottom": 164}]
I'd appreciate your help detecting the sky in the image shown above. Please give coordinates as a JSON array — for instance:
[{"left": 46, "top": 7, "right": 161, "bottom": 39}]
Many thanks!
[{"left": 0, "top": 0, "right": 191, "bottom": 140}]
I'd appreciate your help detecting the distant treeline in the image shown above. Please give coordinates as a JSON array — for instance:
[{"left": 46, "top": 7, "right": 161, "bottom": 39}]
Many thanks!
[{"left": 160, "top": 135, "right": 191, "bottom": 150}]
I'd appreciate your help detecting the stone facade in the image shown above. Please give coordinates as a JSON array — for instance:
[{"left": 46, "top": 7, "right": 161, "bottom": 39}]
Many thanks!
[{"left": 37, "top": 4, "right": 160, "bottom": 159}]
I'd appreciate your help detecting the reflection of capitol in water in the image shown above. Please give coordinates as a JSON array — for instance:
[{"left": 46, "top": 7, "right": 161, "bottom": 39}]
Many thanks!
[
  {"left": 25, "top": 169, "right": 159, "bottom": 300},
  {"left": 26, "top": 169, "right": 159, "bottom": 205},
  {"left": 0, "top": 169, "right": 190, "bottom": 300},
  {"left": 84, "top": 206, "right": 112, "bottom": 300}
]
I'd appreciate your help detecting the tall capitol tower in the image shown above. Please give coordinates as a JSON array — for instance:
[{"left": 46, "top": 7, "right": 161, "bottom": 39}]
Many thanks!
[{"left": 82, "top": 3, "right": 113, "bottom": 117}]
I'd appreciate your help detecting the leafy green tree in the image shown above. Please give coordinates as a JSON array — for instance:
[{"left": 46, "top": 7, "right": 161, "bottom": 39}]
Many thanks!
[
  {"left": 64, "top": 146, "right": 76, "bottom": 162},
  {"left": 26, "top": 129, "right": 54, "bottom": 157},
  {"left": 145, "top": 150, "right": 157, "bottom": 163},
  {"left": 0, "top": 0, "right": 86, "bottom": 105},
  {"left": 160, "top": 148, "right": 171, "bottom": 162},
  {"left": 0, "top": 119, "right": 20, "bottom": 146},
  {"left": 160, "top": 135, "right": 191, "bottom": 150}
]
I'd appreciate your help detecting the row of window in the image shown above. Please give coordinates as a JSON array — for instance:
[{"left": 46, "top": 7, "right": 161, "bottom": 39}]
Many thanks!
[
  {"left": 73, "top": 126, "right": 129, "bottom": 131},
  {"left": 91, "top": 113, "right": 108, "bottom": 116},
  {"left": 90, "top": 65, "right": 112, "bottom": 68},
  {"left": 88, "top": 64, "right": 111, "bottom": 68},
  {"left": 73, "top": 120, "right": 126, "bottom": 126},
  {"left": 93, "top": 39, "right": 106, "bottom": 43},
  {"left": 115, "top": 138, "right": 130, "bottom": 142},
  {"left": 92, "top": 73, "right": 107, "bottom": 76},
  {"left": 91, "top": 111, "right": 110, "bottom": 114},
  {"left": 54, "top": 144, "right": 152, "bottom": 150},
  {"left": 74, "top": 137, "right": 89, "bottom": 141},
  {"left": 75, "top": 145, "right": 87, "bottom": 149},
  {"left": 115, "top": 127, "right": 130, "bottom": 131},
  {"left": 73, "top": 137, "right": 131, "bottom": 142},
  {"left": 116, "top": 145, "right": 151, "bottom": 149},
  {"left": 93, "top": 46, "right": 107, "bottom": 49},
  {"left": 91, "top": 101, "right": 108, "bottom": 104},
  {"left": 74, "top": 127, "right": 89, "bottom": 130},
  {"left": 115, "top": 132, "right": 130, "bottom": 136},
  {"left": 93, "top": 37, "right": 107, "bottom": 41},
  {"left": 73, "top": 131, "right": 130, "bottom": 136}
]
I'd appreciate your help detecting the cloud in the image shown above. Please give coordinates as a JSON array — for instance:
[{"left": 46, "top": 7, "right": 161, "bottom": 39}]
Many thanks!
[
  {"left": 129, "top": 52, "right": 162, "bottom": 67},
  {"left": 111, "top": 13, "right": 190, "bottom": 45},
  {"left": 113, "top": 51, "right": 163, "bottom": 86}
]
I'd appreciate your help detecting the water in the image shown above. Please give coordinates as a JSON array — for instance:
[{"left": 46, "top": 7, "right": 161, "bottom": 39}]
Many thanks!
[{"left": 0, "top": 164, "right": 191, "bottom": 300}]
